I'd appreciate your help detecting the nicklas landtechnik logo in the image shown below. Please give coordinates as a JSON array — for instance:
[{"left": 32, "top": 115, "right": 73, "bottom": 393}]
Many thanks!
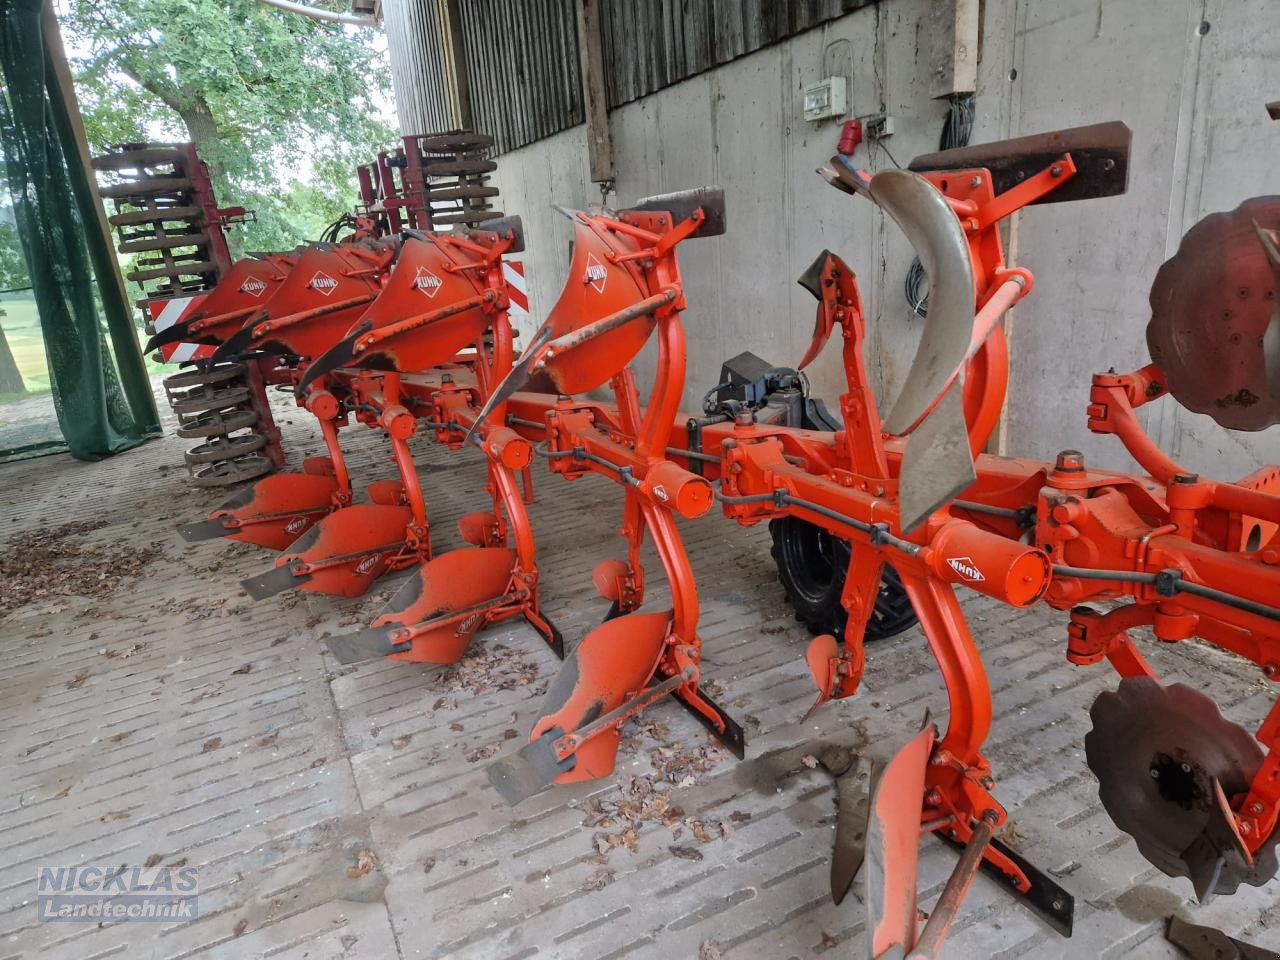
[{"left": 37, "top": 862, "right": 199, "bottom": 923}]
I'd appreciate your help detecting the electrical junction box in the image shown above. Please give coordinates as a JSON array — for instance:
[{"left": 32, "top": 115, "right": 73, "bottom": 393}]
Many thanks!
[{"left": 803, "top": 77, "right": 848, "bottom": 122}]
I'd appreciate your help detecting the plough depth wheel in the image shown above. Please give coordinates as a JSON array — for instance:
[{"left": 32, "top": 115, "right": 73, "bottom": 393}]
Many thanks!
[{"left": 770, "top": 516, "right": 917, "bottom": 641}]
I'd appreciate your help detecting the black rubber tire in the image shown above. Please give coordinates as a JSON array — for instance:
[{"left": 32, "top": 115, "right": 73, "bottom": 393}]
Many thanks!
[{"left": 769, "top": 516, "right": 918, "bottom": 641}]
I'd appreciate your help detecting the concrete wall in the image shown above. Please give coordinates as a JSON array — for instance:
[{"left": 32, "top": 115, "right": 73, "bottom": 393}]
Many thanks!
[{"left": 489, "top": 0, "right": 1279, "bottom": 477}]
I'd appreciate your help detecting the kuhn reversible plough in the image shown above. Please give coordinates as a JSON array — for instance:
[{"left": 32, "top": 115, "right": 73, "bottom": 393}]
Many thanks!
[
  {"left": 462, "top": 122, "right": 1277, "bottom": 954},
  {"left": 170, "top": 120, "right": 1280, "bottom": 956},
  {"left": 174, "top": 213, "right": 564, "bottom": 661}
]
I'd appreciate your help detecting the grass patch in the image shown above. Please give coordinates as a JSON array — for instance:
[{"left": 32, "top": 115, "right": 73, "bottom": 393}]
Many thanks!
[
  {"left": 0, "top": 296, "right": 166, "bottom": 404},
  {"left": 0, "top": 299, "right": 50, "bottom": 395}
]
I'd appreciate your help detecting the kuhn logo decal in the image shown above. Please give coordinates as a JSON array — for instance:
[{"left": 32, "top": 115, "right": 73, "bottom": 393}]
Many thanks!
[
  {"left": 946, "top": 556, "right": 985, "bottom": 583},
  {"left": 240, "top": 276, "right": 268, "bottom": 298},
  {"left": 309, "top": 271, "right": 339, "bottom": 296},
  {"left": 651, "top": 484, "right": 669, "bottom": 502},
  {"left": 584, "top": 253, "right": 607, "bottom": 293},
  {"left": 284, "top": 517, "right": 309, "bottom": 534},
  {"left": 457, "top": 612, "right": 485, "bottom": 637},
  {"left": 355, "top": 554, "right": 381, "bottom": 575},
  {"left": 413, "top": 266, "right": 443, "bottom": 298}
]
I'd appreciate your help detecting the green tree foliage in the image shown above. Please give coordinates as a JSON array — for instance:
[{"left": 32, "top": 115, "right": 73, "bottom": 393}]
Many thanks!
[
  {"left": 63, "top": 0, "right": 396, "bottom": 253},
  {"left": 0, "top": 218, "right": 28, "bottom": 290}
]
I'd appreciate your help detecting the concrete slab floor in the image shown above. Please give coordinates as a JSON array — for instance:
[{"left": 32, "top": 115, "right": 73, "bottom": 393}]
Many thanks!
[{"left": 0, "top": 386, "right": 1277, "bottom": 960}]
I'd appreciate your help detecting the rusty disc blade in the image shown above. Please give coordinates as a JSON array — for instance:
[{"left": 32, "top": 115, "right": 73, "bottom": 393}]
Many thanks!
[
  {"left": 375, "top": 546, "right": 517, "bottom": 664},
  {"left": 1086, "top": 677, "right": 1279, "bottom": 897},
  {"left": 1147, "top": 196, "right": 1280, "bottom": 431}
]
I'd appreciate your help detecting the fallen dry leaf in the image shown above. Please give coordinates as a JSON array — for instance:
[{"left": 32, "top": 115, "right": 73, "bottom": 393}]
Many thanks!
[
  {"left": 466, "top": 742, "right": 499, "bottom": 763},
  {"left": 669, "top": 844, "right": 703, "bottom": 861},
  {"left": 582, "top": 868, "right": 615, "bottom": 890},
  {"left": 144, "top": 854, "right": 163, "bottom": 869},
  {"left": 109, "top": 729, "right": 134, "bottom": 743},
  {"left": 391, "top": 734, "right": 412, "bottom": 749},
  {"left": 699, "top": 940, "right": 723, "bottom": 960},
  {"left": 101, "top": 810, "right": 130, "bottom": 823},
  {"left": 422, "top": 857, "right": 436, "bottom": 874},
  {"left": 801, "top": 754, "right": 819, "bottom": 769},
  {"left": 0, "top": 520, "right": 161, "bottom": 616},
  {"left": 233, "top": 918, "right": 248, "bottom": 937},
  {"left": 821, "top": 931, "right": 839, "bottom": 950},
  {"left": 202, "top": 737, "right": 222, "bottom": 753},
  {"left": 347, "top": 850, "right": 377, "bottom": 879},
  {"left": 66, "top": 671, "right": 89, "bottom": 690},
  {"left": 231, "top": 664, "right": 252, "bottom": 675},
  {"left": 258, "top": 733, "right": 279, "bottom": 748}
]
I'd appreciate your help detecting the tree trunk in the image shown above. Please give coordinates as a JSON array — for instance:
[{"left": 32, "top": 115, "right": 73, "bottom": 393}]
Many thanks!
[
  {"left": 179, "top": 97, "right": 226, "bottom": 182},
  {"left": 178, "top": 96, "right": 242, "bottom": 258},
  {"left": 0, "top": 313, "right": 26, "bottom": 394}
]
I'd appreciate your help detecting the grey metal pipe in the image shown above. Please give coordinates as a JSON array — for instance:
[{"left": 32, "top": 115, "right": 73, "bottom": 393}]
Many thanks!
[{"left": 256, "top": 0, "right": 378, "bottom": 26}]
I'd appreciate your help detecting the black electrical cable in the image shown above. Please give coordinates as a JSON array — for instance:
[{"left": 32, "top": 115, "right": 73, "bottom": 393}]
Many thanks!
[
  {"left": 505, "top": 415, "right": 546, "bottom": 431},
  {"left": 904, "top": 259, "right": 930, "bottom": 319},
  {"left": 1178, "top": 579, "right": 1280, "bottom": 623},
  {"left": 1052, "top": 563, "right": 1280, "bottom": 623},
  {"left": 317, "top": 211, "right": 359, "bottom": 244}
]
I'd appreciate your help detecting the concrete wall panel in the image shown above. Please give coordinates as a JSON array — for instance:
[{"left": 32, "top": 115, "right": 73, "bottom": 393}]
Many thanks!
[{"left": 486, "top": 0, "right": 1279, "bottom": 474}]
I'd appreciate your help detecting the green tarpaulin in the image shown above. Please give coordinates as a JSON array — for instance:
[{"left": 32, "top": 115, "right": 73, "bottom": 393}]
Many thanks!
[{"left": 0, "top": 0, "right": 160, "bottom": 460}]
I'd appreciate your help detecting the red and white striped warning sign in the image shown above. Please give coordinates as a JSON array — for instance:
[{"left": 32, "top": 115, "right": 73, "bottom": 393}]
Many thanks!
[
  {"left": 503, "top": 260, "right": 528, "bottom": 319},
  {"left": 147, "top": 294, "right": 216, "bottom": 363}
]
